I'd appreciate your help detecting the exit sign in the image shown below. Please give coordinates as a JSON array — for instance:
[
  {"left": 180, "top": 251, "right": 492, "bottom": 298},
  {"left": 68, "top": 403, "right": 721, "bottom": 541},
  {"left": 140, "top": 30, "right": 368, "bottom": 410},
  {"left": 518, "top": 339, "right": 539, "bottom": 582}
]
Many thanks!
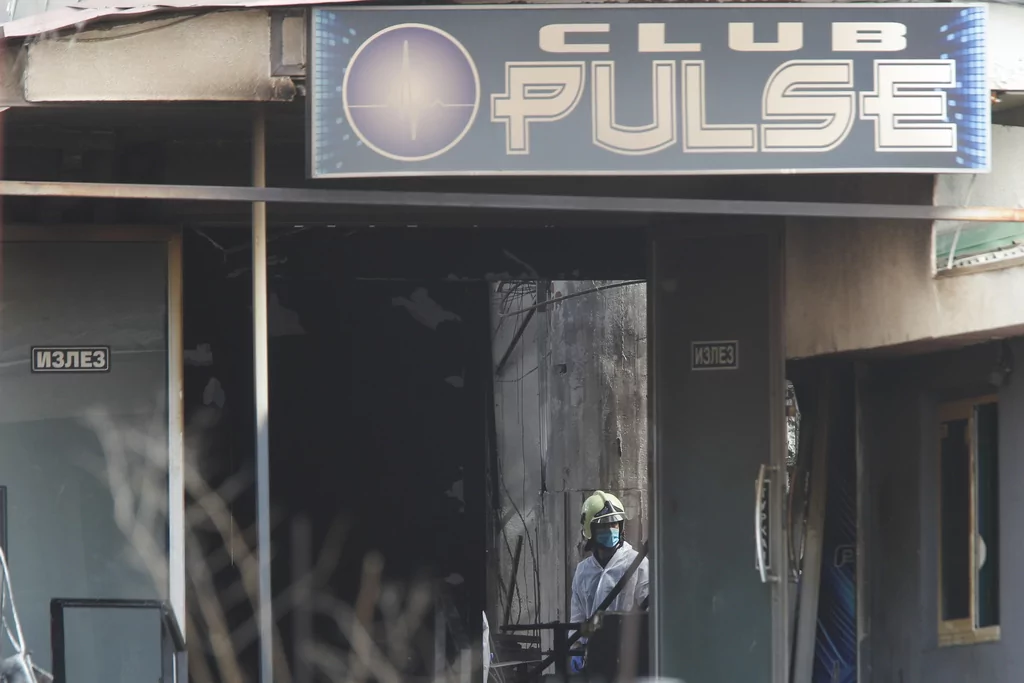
[
  {"left": 691, "top": 341, "right": 739, "bottom": 371},
  {"left": 31, "top": 346, "right": 110, "bottom": 373}
]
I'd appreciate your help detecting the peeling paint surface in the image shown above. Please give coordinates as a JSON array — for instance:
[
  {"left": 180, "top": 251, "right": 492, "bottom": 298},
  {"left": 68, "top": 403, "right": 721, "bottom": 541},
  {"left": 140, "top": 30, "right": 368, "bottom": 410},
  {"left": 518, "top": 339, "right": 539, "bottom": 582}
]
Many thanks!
[
  {"left": 392, "top": 287, "right": 462, "bottom": 330},
  {"left": 184, "top": 342, "right": 214, "bottom": 366},
  {"left": 446, "top": 479, "right": 465, "bottom": 504},
  {"left": 202, "top": 377, "right": 226, "bottom": 408}
]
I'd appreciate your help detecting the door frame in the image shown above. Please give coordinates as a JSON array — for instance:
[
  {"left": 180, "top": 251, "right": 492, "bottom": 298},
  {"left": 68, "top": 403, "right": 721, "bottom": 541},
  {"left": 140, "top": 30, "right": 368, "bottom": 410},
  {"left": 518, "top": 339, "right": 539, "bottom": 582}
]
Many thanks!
[
  {"left": 2, "top": 224, "right": 186, "bottom": 635},
  {"left": 647, "top": 221, "right": 790, "bottom": 683}
]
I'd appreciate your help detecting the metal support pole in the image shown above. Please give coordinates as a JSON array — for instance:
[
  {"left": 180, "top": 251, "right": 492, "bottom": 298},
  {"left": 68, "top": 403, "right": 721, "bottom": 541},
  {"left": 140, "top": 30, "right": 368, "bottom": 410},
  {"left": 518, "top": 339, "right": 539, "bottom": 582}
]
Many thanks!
[
  {"left": 252, "top": 105, "right": 274, "bottom": 683},
  {"left": 167, "top": 234, "right": 187, "bottom": 638},
  {"left": 553, "top": 629, "right": 568, "bottom": 679}
]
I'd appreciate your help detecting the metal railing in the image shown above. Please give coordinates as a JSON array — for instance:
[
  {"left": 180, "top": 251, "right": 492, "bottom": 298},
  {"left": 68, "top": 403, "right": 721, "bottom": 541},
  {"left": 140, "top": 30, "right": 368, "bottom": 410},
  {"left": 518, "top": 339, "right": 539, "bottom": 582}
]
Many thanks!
[{"left": 49, "top": 598, "right": 186, "bottom": 683}]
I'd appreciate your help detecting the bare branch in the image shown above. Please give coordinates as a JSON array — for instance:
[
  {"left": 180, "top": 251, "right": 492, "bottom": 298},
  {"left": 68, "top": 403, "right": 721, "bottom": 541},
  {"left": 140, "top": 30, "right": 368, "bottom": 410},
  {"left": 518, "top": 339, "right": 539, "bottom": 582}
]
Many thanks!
[{"left": 82, "top": 406, "right": 484, "bottom": 683}]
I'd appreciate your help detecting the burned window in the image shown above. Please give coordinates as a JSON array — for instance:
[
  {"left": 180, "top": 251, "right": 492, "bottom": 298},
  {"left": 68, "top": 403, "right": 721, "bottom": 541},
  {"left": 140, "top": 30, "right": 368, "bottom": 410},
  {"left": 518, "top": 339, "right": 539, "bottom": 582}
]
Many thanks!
[{"left": 938, "top": 396, "right": 1001, "bottom": 646}]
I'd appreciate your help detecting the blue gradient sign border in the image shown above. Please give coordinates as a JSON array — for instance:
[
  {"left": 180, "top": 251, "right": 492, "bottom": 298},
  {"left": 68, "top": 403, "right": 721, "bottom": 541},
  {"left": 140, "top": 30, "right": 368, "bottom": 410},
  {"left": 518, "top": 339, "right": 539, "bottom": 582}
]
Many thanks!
[{"left": 309, "top": 3, "right": 989, "bottom": 178}]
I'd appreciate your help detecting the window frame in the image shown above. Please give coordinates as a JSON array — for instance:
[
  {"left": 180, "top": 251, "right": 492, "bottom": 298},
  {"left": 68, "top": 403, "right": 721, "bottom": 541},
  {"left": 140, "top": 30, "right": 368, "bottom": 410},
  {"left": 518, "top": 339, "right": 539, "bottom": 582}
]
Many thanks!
[
  {"left": 933, "top": 223, "right": 1024, "bottom": 277},
  {"left": 937, "top": 395, "right": 1001, "bottom": 647}
]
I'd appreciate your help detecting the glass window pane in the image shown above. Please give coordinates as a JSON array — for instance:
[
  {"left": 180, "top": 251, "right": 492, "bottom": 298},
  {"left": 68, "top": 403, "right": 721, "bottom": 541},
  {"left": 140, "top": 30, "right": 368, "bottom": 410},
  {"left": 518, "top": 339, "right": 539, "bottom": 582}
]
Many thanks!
[
  {"left": 935, "top": 222, "right": 1024, "bottom": 271},
  {"left": 940, "top": 417, "right": 971, "bottom": 622},
  {"left": 64, "top": 607, "right": 163, "bottom": 683},
  {"left": 0, "top": 241, "right": 169, "bottom": 680},
  {"left": 975, "top": 403, "right": 1000, "bottom": 628}
]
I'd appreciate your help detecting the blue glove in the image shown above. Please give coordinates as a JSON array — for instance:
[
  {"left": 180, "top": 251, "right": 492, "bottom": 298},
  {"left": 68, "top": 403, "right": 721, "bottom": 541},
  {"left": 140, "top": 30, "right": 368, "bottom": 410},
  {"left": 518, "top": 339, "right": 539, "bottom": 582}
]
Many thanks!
[{"left": 571, "top": 655, "right": 585, "bottom": 673}]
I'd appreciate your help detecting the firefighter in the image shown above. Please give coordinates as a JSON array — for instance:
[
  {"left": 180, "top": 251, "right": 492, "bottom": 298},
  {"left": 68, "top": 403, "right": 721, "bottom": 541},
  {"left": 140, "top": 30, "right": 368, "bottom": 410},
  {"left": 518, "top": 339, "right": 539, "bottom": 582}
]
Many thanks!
[{"left": 569, "top": 491, "right": 649, "bottom": 673}]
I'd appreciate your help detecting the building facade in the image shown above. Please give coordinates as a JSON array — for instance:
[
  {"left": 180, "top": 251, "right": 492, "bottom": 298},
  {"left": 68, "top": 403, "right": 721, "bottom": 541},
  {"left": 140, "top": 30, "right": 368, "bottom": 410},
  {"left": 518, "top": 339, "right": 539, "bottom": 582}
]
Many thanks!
[{"left": 1, "top": 2, "right": 1023, "bottom": 683}]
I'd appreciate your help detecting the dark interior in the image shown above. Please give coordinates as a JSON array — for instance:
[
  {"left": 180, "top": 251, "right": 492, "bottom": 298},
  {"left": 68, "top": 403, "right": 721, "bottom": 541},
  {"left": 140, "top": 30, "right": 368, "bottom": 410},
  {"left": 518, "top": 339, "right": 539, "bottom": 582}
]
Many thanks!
[{"left": 179, "top": 225, "right": 648, "bottom": 680}]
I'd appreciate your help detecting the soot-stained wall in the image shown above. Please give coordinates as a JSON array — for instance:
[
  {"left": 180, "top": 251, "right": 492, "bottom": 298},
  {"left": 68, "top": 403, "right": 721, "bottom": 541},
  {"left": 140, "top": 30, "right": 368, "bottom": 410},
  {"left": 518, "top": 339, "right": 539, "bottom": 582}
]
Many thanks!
[
  {"left": 860, "top": 339, "right": 1024, "bottom": 683},
  {"left": 182, "top": 230, "right": 493, "bottom": 679},
  {"left": 180, "top": 225, "right": 648, "bottom": 680}
]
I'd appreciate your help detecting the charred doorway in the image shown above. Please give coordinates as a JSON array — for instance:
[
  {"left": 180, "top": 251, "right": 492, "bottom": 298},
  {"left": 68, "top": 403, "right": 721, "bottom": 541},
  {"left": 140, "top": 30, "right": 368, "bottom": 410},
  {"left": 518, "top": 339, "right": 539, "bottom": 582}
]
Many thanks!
[{"left": 179, "top": 223, "right": 648, "bottom": 681}]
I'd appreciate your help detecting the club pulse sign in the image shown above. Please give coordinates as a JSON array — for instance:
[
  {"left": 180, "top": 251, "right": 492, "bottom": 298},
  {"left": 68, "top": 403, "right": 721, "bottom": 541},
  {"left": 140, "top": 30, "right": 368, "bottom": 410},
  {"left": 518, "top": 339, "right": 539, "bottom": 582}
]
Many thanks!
[{"left": 309, "top": 4, "right": 989, "bottom": 178}]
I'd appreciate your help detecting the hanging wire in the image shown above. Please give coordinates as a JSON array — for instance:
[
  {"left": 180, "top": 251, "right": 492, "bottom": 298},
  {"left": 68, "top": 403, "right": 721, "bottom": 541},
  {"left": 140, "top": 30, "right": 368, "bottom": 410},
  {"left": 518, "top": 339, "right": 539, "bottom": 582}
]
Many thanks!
[
  {"left": 491, "top": 282, "right": 543, "bottom": 626},
  {"left": 499, "top": 280, "right": 644, "bottom": 318}
]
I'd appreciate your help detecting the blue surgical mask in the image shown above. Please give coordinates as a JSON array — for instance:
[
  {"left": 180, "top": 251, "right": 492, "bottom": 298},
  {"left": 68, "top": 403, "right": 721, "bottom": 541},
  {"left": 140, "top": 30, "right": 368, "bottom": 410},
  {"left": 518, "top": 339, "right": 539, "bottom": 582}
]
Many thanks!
[{"left": 595, "top": 528, "right": 620, "bottom": 548}]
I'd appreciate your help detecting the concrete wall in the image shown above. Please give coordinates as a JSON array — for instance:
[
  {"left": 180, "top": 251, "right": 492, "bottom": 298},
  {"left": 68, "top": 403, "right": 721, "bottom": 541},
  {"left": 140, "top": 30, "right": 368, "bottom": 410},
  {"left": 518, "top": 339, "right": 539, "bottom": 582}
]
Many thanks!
[
  {"left": 935, "top": 125, "right": 1024, "bottom": 239},
  {"left": 786, "top": 144, "right": 1024, "bottom": 359},
  {"left": 490, "top": 283, "right": 546, "bottom": 626},
  {"left": 540, "top": 280, "right": 648, "bottom": 597},
  {"left": 22, "top": 11, "right": 295, "bottom": 102},
  {"left": 860, "top": 339, "right": 1024, "bottom": 683},
  {"left": 989, "top": 3, "right": 1024, "bottom": 92},
  {"left": 489, "top": 280, "right": 647, "bottom": 631}
]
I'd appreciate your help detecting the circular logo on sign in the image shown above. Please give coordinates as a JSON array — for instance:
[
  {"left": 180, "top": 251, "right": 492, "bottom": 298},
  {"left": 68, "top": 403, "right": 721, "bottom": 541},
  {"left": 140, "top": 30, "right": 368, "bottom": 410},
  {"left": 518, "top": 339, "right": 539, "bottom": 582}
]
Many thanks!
[{"left": 342, "top": 23, "right": 480, "bottom": 162}]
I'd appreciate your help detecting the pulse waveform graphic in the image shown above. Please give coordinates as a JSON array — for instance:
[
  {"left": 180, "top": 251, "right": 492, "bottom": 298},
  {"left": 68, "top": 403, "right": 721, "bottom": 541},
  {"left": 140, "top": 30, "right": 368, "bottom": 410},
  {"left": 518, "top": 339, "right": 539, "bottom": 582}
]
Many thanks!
[{"left": 346, "top": 39, "right": 474, "bottom": 142}]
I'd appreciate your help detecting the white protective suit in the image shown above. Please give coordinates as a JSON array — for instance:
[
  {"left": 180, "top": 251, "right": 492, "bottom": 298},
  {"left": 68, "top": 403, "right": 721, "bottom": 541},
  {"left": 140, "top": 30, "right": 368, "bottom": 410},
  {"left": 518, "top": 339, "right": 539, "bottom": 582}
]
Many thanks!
[{"left": 570, "top": 541, "right": 650, "bottom": 626}]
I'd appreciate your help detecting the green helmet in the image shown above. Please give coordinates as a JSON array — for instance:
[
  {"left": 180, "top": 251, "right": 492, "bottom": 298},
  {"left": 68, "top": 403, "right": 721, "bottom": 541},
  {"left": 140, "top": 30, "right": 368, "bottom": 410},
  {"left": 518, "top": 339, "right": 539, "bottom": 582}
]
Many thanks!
[{"left": 580, "top": 491, "right": 627, "bottom": 541}]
